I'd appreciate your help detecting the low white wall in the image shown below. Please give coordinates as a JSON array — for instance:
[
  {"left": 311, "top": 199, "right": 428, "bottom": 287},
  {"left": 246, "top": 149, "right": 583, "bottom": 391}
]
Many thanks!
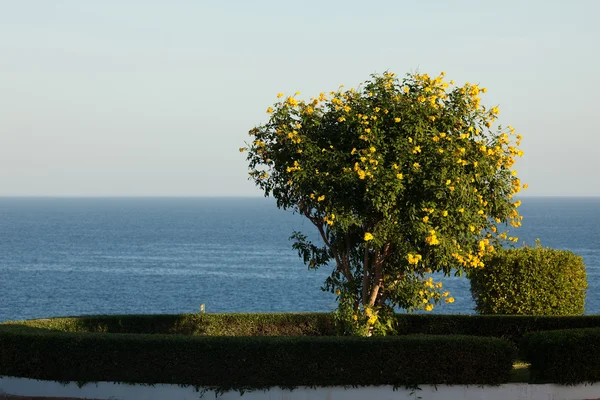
[{"left": 1, "top": 376, "right": 600, "bottom": 400}]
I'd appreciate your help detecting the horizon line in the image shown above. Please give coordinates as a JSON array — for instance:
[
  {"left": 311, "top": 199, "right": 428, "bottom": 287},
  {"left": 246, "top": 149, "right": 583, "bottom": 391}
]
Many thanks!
[{"left": 1, "top": 195, "right": 599, "bottom": 199}]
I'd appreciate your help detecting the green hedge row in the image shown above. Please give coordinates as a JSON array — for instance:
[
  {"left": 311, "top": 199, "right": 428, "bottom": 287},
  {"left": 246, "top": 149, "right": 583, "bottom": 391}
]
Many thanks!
[
  {"left": 521, "top": 327, "right": 600, "bottom": 384},
  {"left": 4, "top": 313, "right": 338, "bottom": 336},
  {"left": 0, "top": 326, "right": 515, "bottom": 389},
  {"left": 9, "top": 313, "right": 600, "bottom": 343},
  {"left": 394, "top": 314, "right": 600, "bottom": 343}
]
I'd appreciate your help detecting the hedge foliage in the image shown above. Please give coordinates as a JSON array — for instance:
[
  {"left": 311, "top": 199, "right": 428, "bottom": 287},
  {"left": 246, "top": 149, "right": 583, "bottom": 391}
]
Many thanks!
[
  {"left": 469, "top": 244, "right": 587, "bottom": 315},
  {"left": 9, "top": 313, "right": 600, "bottom": 344},
  {"left": 521, "top": 327, "right": 600, "bottom": 384},
  {"left": 0, "top": 326, "right": 515, "bottom": 389},
  {"left": 4, "top": 313, "right": 338, "bottom": 336},
  {"left": 393, "top": 314, "right": 600, "bottom": 343}
]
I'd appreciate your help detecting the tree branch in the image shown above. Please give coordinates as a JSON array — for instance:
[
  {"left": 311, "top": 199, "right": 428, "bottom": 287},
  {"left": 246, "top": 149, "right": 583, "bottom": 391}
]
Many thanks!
[
  {"left": 362, "top": 243, "right": 369, "bottom": 305},
  {"left": 301, "top": 207, "right": 354, "bottom": 283},
  {"left": 368, "top": 244, "right": 392, "bottom": 307}
]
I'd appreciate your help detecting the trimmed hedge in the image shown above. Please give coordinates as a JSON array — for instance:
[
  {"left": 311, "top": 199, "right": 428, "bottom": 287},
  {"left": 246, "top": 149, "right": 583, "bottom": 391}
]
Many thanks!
[
  {"left": 4, "top": 313, "right": 338, "bottom": 336},
  {"left": 393, "top": 314, "right": 600, "bottom": 343},
  {"left": 469, "top": 244, "right": 587, "bottom": 315},
  {"left": 521, "top": 327, "right": 600, "bottom": 384},
  {"left": 0, "top": 326, "right": 516, "bottom": 389},
  {"left": 9, "top": 313, "right": 600, "bottom": 343}
]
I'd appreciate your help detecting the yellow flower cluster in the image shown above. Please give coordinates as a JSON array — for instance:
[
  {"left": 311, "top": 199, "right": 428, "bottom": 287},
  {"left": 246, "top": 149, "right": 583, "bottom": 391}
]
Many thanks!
[
  {"left": 323, "top": 214, "right": 335, "bottom": 226},
  {"left": 425, "top": 229, "right": 440, "bottom": 246},
  {"left": 407, "top": 253, "right": 422, "bottom": 265},
  {"left": 452, "top": 251, "right": 484, "bottom": 268},
  {"left": 285, "top": 160, "right": 301, "bottom": 173},
  {"left": 364, "top": 232, "right": 374, "bottom": 241}
]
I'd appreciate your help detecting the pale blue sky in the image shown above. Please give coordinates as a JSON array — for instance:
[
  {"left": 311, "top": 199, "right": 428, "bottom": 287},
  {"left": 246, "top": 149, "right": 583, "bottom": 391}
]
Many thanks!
[{"left": 1, "top": 0, "right": 598, "bottom": 196}]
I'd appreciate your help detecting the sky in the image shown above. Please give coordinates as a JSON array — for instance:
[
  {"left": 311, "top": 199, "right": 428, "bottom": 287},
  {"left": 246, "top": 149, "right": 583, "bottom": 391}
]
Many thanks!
[{"left": 1, "top": 0, "right": 598, "bottom": 197}]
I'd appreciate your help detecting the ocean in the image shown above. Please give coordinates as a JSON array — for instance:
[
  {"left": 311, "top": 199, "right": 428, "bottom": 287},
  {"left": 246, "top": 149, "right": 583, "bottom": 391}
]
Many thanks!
[{"left": 1, "top": 197, "right": 598, "bottom": 322}]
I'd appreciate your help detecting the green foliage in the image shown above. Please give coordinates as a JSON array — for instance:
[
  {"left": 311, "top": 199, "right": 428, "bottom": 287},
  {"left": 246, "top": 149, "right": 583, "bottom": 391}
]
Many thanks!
[
  {"left": 10, "top": 313, "right": 600, "bottom": 344},
  {"left": 0, "top": 325, "right": 516, "bottom": 389},
  {"left": 392, "top": 314, "right": 600, "bottom": 343},
  {"left": 469, "top": 243, "right": 587, "bottom": 315},
  {"left": 243, "top": 71, "right": 525, "bottom": 333},
  {"left": 2, "top": 313, "right": 339, "bottom": 336},
  {"left": 521, "top": 328, "right": 600, "bottom": 384}
]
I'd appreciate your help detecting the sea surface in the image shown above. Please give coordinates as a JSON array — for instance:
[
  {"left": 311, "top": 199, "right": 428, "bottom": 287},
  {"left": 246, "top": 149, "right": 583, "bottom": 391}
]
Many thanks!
[{"left": 1, "top": 197, "right": 599, "bottom": 322}]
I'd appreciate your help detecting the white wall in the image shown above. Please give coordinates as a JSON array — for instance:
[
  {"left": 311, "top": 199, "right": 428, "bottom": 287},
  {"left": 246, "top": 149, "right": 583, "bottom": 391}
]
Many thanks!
[{"left": 2, "top": 376, "right": 600, "bottom": 400}]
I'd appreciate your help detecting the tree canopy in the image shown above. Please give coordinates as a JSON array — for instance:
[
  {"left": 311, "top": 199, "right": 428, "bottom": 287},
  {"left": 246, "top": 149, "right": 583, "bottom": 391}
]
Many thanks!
[{"left": 243, "top": 71, "right": 525, "bottom": 335}]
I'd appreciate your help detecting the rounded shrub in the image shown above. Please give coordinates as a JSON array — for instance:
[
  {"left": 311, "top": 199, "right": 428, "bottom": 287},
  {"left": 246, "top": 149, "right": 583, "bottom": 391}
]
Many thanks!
[{"left": 469, "top": 242, "right": 587, "bottom": 315}]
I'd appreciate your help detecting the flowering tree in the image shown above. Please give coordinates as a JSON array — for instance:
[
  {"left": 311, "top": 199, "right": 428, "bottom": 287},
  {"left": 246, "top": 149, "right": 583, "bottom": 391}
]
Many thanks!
[{"left": 242, "top": 72, "right": 525, "bottom": 335}]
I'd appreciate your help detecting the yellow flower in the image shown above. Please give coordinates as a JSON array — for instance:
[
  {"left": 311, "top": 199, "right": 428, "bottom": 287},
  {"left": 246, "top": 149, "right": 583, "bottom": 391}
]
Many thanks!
[
  {"left": 365, "top": 128, "right": 371, "bottom": 133},
  {"left": 445, "top": 297, "right": 455, "bottom": 304},
  {"left": 352, "top": 314, "right": 358, "bottom": 321},
  {"left": 277, "top": 92, "right": 284, "bottom": 98},
  {"left": 338, "top": 116, "right": 346, "bottom": 122},
  {"left": 403, "top": 87, "right": 409, "bottom": 93},
  {"left": 394, "top": 117, "right": 401, "bottom": 123},
  {"left": 458, "top": 208, "right": 464, "bottom": 213},
  {"left": 445, "top": 179, "right": 451, "bottom": 185},
  {"left": 317, "top": 195, "right": 325, "bottom": 202},
  {"left": 370, "top": 146, "right": 376, "bottom": 153},
  {"left": 412, "top": 146, "right": 422, "bottom": 154},
  {"left": 239, "top": 147, "right": 246, "bottom": 153},
  {"left": 407, "top": 253, "right": 422, "bottom": 265},
  {"left": 442, "top": 210, "right": 448, "bottom": 217},
  {"left": 335, "top": 289, "right": 341, "bottom": 295},
  {"left": 523, "top": 183, "right": 529, "bottom": 189},
  {"left": 425, "top": 234, "right": 440, "bottom": 245},
  {"left": 425, "top": 304, "right": 434, "bottom": 312},
  {"left": 413, "top": 162, "right": 420, "bottom": 169},
  {"left": 364, "top": 232, "right": 374, "bottom": 241},
  {"left": 422, "top": 216, "right": 429, "bottom": 223},
  {"left": 396, "top": 173, "right": 403, "bottom": 179}
]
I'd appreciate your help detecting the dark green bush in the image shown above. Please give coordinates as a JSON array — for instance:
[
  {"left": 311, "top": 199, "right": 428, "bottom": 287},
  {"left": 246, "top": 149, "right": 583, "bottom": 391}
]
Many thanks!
[
  {"left": 394, "top": 314, "right": 600, "bottom": 343},
  {"left": 0, "top": 326, "right": 516, "bottom": 389},
  {"left": 521, "top": 327, "right": 600, "bottom": 384},
  {"left": 469, "top": 243, "right": 587, "bottom": 315}
]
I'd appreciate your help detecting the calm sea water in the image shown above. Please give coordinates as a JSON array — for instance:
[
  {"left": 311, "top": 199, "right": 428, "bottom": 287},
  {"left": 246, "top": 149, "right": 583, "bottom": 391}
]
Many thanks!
[{"left": 1, "top": 197, "right": 599, "bottom": 322}]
